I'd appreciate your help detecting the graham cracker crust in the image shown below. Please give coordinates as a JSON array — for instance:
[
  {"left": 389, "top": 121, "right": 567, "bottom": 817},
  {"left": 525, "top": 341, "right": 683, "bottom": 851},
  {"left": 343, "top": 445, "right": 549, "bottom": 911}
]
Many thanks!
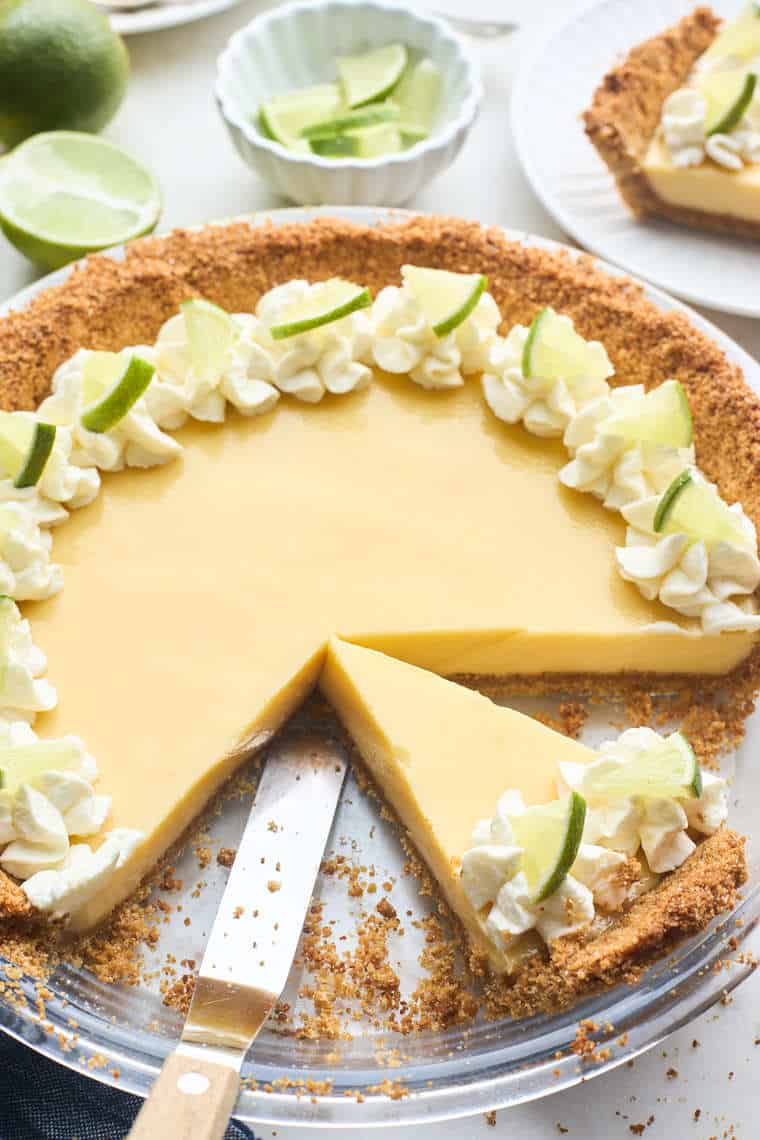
[
  {"left": 0, "top": 215, "right": 756, "bottom": 1028},
  {"left": 584, "top": 6, "right": 760, "bottom": 241}
]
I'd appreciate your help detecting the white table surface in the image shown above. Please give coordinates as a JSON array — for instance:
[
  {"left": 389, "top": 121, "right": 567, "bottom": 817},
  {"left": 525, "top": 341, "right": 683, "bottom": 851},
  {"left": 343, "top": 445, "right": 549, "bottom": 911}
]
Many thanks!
[{"left": 0, "top": 1, "right": 758, "bottom": 1135}]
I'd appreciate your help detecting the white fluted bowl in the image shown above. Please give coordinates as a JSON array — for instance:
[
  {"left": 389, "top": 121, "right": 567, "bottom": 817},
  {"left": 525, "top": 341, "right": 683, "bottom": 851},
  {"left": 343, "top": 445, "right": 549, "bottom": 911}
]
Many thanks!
[{"left": 215, "top": 0, "right": 482, "bottom": 205}]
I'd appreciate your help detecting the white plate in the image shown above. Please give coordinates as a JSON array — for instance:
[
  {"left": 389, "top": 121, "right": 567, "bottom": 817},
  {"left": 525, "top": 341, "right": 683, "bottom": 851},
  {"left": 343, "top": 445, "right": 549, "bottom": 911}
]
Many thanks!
[
  {"left": 511, "top": 0, "right": 759, "bottom": 319},
  {"left": 109, "top": 0, "right": 246, "bottom": 38},
  {"left": 0, "top": 207, "right": 758, "bottom": 1129}
]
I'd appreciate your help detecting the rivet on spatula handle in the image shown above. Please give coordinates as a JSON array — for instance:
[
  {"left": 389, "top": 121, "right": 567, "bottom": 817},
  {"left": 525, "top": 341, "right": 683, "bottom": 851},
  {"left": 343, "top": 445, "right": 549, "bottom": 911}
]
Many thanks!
[{"left": 127, "top": 1051, "right": 240, "bottom": 1140}]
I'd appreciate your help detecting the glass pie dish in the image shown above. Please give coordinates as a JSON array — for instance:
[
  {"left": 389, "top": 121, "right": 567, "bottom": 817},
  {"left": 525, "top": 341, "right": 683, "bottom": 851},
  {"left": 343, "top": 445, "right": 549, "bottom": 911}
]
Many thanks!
[{"left": 0, "top": 207, "right": 757, "bottom": 1129}]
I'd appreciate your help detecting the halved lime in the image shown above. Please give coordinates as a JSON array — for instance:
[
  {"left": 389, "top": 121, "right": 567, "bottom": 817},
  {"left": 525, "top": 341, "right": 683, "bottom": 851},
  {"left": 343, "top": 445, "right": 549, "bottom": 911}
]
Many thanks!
[
  {"left": 522, "top": 307, "right": 611, "bottom": 382},
  {"left": 0, "top": 740, "right": 82, "bottom": 794},
  {"left": 337, "top": 42, "right": 408, "bottom": 108},
  {"left": 401, "top": 265, "right": 487, "bottom": 337},
  {"left": 653, "top": 468, "right": 749, "bottom": 548},
  {"left": 565, "top": 733, "right": 702, "bottom": 803},
  {"left": 259, "top": 83, "right": 343, "bottom": 148},
  {"left": 394, "top": 58, "right": 442, "bottom": 136},
  {"left": 302, "top": 102, "right": 399, "bottom": 139},
  {"left": 311, "top": 122, "right": 402, "bottom": 158},
  {"left": 269, "top": 279, "right": 371, "bottom": 340},
  {"left": 509, "top": 791, "right": 587, "bottom": 903},
  {"left": 181, "top": 298, "right": 237, "bottom": 383},
  {"left": 699, "top": 70, "right": 757, "bottom": 135},
  {"left": 0, "top": 413, "right": 57, "bottom": 488},
  {"left": 599, "top": 379, "right": 693, "bottom": 447},
  {"left": 703, "top": 2, "right": 760, "bottom": 62},
  {"left": 0, "top": 132, "right": 161, "bottom": 271},
  {"left": 80, "top": 354, "right": 155, "bottom": 433}
]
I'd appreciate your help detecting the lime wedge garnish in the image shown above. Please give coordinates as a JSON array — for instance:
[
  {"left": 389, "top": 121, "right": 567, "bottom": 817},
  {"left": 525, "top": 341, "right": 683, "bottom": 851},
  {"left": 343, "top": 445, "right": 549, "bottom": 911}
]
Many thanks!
[
  {"left": 337, "top": 42, "right": 408, "bottom": 108},
  {"left": 565, "top": 733, "right": 702, "bottom": 804},
  {"left": 311, "top": 122, "right": 402, "bottom": 158},
  {"left": 599, "top": 380, "right": 693, "bottom": 448},
  {"left": 509, "top": 791, "right": 587, "bottom": 903},
  {"left": 394, "top": 58, "right": 442, "bottom": 136},
  {"left": 401, "top": 265, "right": 487, "bottom": 337},
  {"left": 522, "top": 307, "right": 611, "bottom": 383},
  {"left": 703, "top": 2, "right": 760, "bottom": 62},
  {"left": 653, "top": 468, "right": 749, "bottom": 548},
  {"left": 259, "top": 83, "right": 343, "bottom": 148},
  {"left": 181, "top": 298, "right": 237, "bottom": 383},
  {"left": 0, "top": 413, "right": 57, "bottom": 489},
  {"left": 269, "top": 279, "right": 371, "bottom": 340},
  {"left": 302, "top": 102, "right": 399, "bottom": 139},
  {"left": 80, "top": 354, "right": 156, "bottom": 434},
  {"left": 699, "top": 70, "right": 757, "bottom": 135},
  {"left": 0, "top": 132, "right": 161, "bottom": 271},
  {"left": 0, "top": 740, "right": 82, "bottom": 794}
]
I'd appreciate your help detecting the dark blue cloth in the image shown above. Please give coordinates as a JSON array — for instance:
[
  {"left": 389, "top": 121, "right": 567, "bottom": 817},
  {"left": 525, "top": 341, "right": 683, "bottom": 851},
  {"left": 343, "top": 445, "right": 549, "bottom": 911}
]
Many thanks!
[{"left": 0, "top": 1033, "right": 259, "bottom": 1139}]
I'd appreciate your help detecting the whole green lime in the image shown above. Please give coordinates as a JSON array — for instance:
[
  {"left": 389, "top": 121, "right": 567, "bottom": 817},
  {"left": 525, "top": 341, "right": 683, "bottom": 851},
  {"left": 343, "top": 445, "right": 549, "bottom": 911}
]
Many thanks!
[{"left": 0, "top": 0, "right": 129, "bottom": 149}]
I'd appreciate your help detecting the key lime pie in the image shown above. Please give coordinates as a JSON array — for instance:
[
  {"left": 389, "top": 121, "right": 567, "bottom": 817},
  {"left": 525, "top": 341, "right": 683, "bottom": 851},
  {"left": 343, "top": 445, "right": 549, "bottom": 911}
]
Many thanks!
[
  {"left": 585, "top": 4, "right": 760, "bottom": 239},
  {"left": 0, "top": 216, "right": 754, "bottom": 1017}
]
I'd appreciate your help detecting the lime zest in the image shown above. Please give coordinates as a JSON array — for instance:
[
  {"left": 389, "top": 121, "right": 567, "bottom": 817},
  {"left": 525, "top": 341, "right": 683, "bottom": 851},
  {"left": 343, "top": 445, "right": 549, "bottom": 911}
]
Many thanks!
[
  {"left": 14, "top": 421, "right": 56, "bottom": 488},
  {"left": 269, "top": 280, "right": 371, "bottom": 340},
  {"left": 80, "top": 355, "right": 155, "bottom": 433}
]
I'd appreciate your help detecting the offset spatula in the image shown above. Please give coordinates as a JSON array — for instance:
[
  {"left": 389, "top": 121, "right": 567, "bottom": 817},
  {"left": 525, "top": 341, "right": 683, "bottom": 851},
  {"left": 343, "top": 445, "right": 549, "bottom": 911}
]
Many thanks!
[{"left": 128, "top": 736, "right": 347, "bottom": 1140}]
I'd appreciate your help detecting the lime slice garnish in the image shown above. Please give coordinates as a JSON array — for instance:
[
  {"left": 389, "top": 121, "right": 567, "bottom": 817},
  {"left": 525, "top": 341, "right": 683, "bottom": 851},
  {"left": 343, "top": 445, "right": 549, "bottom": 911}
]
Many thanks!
[
  {"left": 509, "top": 791, "right": 587, "bottom": 904},
  {"left": 401, "top": 265, "right": 487, "bottom": 337},
  {"left": 337, "top": 42, "right": 408, "bottom": 108},
  {"left": 0, "top": 132, "right": 161, "bottom": 271},
  {"left": 259, "top": 83, "right": 343, "bottom": 148},
  {"left": 599, "top": 379, "right": 693, "bottom": 448},
  {"left": 653, "top": 468, "right": 749, "bottom": 548},
  {"left": 269, "top": 279, "right": 371, "bottom": 340},
  {"left": 302, "top": 102, "right": 399, "bottom": 139},
  {"left": 704, "top": 2, "right": 760, "bottom": 62},
  {"left": 80, "top": 354, "right": 156, "bottom": 434},
  {"left": 394, "top": 58, "right": 442, "bottom": 136},
  {"left": 0, "top": 412, "right": 57, "bottom": 488},
  {"left": 699, "top": 70, "right": 757, "bottom": 135},
  {"left": 181, "top": 298, "right": 237, "bottom": 383},
  {"left": 522, "top": 307, "right": 611, "bottom": 383},
  {"left": 311, "top": 122, "right": 402, "bottom": 158},
  {"left": 0, "top": 740, "right": 82, "bottom": 794},
  {"left": 567, "top": 733, "right": 702, "bottom": 803}
]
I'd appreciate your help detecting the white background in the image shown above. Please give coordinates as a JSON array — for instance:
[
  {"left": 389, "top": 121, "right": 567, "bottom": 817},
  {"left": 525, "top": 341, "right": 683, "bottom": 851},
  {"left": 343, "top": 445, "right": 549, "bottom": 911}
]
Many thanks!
[{"left": 0, "top": 1, "right": 758, "bottom": 1135}]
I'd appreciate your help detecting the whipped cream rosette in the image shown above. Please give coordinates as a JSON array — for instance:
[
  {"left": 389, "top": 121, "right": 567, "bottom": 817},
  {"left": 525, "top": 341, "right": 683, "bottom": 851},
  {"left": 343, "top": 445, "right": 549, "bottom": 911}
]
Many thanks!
[
  {"left": 370, "top": 275, "right": 500, "bottom": 390},
  {"left": 482, "top": 311, "right": 613, "bottom": 437},
  {"left": 560, "top": 382, "right": 695, "bottom": 511},
  {"left": 253, "top": 280, "right": 373, "bottom": 403},
  {"left": 0, "top": 502, "right": 62, "bottom": 601},
  {"left": 0, "top": 598, "right": 56, "bottom": 722},
  {"left": 0, "top": 412, "right": 99, "bottom": 526},
  {"left": 150, "top": 305, "right": 280, "bottom": 428},
  {"left": 560, "top": 727, "right": 728, "bottom": 875},
  {"left": 39, "top": 349, "right": 181, "bottom": 471},
  {"left": 616, "top": 471, "right": 760, "bottom": 633}
]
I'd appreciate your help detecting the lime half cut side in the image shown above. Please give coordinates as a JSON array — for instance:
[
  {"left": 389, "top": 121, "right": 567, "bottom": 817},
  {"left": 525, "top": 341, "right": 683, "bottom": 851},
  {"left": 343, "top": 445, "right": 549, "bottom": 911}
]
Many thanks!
[
  {"left": 0, "top": 740, "right": 82, "bottom": 795},
  {"left": 575, "top": 733, "right": 702, "bottom": 803},
  {"left": 599, "top": 379, "right": 693, "bottom": 448},
  {"left": 0, "top": 132, "right": 162, "bottom": 271},
  {"left": 0, "top": 412, "right": 56, "bottom": 488},
  {"left": 522, "top": 307, "right": 610, "bottom": 383},
  {"left": 401, "top": 266, "right": 487, "bottom": 337},
  {"left": 269, "top": 280, "right": 371, "bottom": 340},
  {"left": 181, "top": 299, "right": 237, "bottom": 383},
  {"left": 510, "top": 791, "right": 587, "bottom": 904},
  {"left": 654, "top": 469, "right": 749, "bottom": 549},
  {"left": 80, "top": 354, "right": 155, "bottom": 433},
  {"left": 337, "top": 42, "right": 408, "bottom": 108}
]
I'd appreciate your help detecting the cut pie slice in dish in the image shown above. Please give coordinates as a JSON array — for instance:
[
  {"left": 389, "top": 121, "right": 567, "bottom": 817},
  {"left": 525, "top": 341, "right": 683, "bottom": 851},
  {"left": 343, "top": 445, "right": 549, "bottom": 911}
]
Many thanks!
[
  {"left": 584, "top": 6, "right": 760, "bottom": 240},
  {"left": 0, "top": 215, "right": 756, "bottom": 1020}
]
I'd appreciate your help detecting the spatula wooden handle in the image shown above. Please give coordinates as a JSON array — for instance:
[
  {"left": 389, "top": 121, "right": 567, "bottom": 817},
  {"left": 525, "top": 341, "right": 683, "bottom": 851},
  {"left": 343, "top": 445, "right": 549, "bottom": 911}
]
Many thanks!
[{"left": 127, "top": 1051, "right": 240, "bottom": 1140}]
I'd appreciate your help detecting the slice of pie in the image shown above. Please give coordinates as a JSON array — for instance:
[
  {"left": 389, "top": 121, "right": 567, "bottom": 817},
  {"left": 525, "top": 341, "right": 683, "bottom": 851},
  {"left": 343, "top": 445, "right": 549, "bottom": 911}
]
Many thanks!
[
  {"left": 0, "top": 215, "right": 756, "bottom": 1022},
  {"left": 584, "top": 5, "right": 760, "bottom": 240}
]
